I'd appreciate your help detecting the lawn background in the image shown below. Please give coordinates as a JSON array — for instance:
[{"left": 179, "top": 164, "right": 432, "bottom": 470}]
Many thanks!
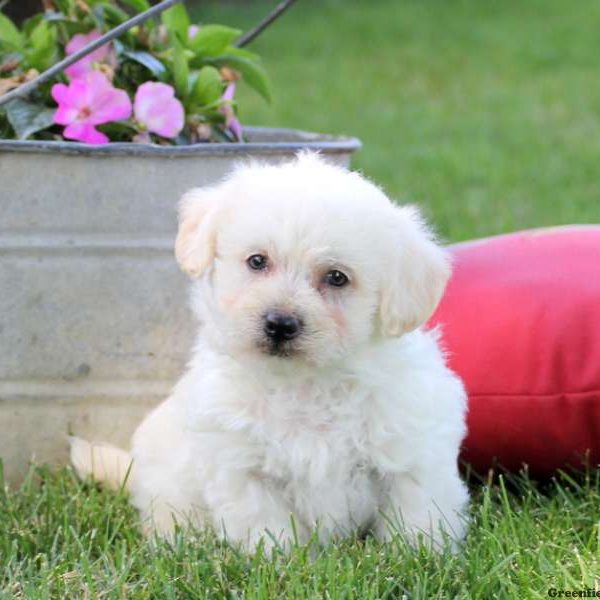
[{"left": 2, "top": 0, "right": 600, "bottom": 597}]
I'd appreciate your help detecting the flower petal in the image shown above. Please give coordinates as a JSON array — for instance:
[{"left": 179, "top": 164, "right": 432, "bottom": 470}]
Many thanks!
[
  {"left": 52, "top": 82, "right": 82, "bottom": 124},
  {"left": 51, "top": 83, "right": 71, "bottom": 106},
  {"left": 90, "top": 87, "right": 132, "bottom": 124},
  {"left": 66, "top": 31, "right": 102, "bottom": 55},
  {"left": 63, "top": 122, "right": 109, "bottom": 144},
  {"left": 222, "top": 83, "right": 236, "bottom": 101},
  {"left": 53, "top": 106, "right": 79, "bottom": 126},
  {"left": 220, "top": 83, "right": 242, "bottom": 140},
  {"left": 79, "top": 72, "right": 131, "bottom": 124},
  {"left": 68, "top": 77, "right": 96, "bottom": 111},
  {"left": 65, "top": 60, "right": 91, "bottom": 80},
  {"left": 229, "top": 116, "right": 243, "bottom": 141},
  {"left": 64, "top": 31, "right": 112, "bottom": 80},
  {"left": 147, "top": 99, "right": 184, "bottom": 137},
  {"left": 134, "top": 82, "right": 184, "bottom": 138},
  {"left": 134, "top": 82, "right": 173, "bottom": 121}
]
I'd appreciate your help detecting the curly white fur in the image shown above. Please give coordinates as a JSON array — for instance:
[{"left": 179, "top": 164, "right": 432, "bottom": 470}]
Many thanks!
[{"left": 71, "top": 153, "right": 468, "bottom": 552}]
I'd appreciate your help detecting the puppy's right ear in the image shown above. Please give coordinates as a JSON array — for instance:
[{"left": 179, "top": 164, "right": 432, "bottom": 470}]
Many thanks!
[
  {"left": 175, "top": 187, "right": 223, "bottom": 278},
  {"left": 378, "top": 206, "right": 451, "bottom": 337}
]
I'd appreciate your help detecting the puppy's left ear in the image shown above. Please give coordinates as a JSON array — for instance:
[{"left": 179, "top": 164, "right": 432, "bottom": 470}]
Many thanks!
[
  {"left": 175, "top": 186, "right": 225, "bottom": 278},
  {"left": 379, "top": 206, "right": 451, "bottom": 336}
]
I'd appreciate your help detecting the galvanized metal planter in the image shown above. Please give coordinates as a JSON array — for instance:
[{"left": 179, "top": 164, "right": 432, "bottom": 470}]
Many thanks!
[{"left": 0, "top": 127, "right": 361, "bottom": 483}]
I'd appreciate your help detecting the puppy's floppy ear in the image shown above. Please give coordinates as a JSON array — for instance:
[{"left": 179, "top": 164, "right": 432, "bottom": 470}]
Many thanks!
[
  {"left": 175, "top": 186, "right": 224, "bottom": 278},
  {"left": 379, "top": 206, "right": 451, "bottom": 337}
]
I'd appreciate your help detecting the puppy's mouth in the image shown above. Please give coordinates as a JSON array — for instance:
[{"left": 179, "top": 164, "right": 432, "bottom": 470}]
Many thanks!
[{"left": 257, "top": 338, "right": 301, "bottom": 359}]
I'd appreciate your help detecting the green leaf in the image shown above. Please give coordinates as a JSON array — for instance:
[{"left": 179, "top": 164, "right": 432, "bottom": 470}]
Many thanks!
[
  {"left": 97, "top": 119, "right": 139, "bottom": 142},
  {"left": 214, "top": 54, "right": 272, "bottom": 103},
  {"left": 119, "top": 0, "right": 151, "bottom": 12},
  {"left": 221, "top": 46, "right": 259, "bottom": 62},
  {"left": 0, "top": 12, "right": 23, "bottom": 50},
  {"left": 25, "top": 20, "right": 58, "bottom": 71},
  {"left": 54, "top": 0, "right": 75, "bottom": 17},
  {"left": 29, "top": 20, "right": 53, "bottom": 49},
  {"left": 191, "top": 66, "right": 223, "bottom": 106},
  {"left": 161, "top": 4, "right": 190, "bottom": 44},
  {"left": 188, "top": 24, "right": 242, "bottom": 57},
  {"left": 123, "top": 50, "right": 166, "bottom": 78},
  {"left": 60, "top": 20, "right": 91, "bottom": 37},
  {"left": 172, "top": 40, "right": 189, "bottom": 99},
  {"left": 22, "top": 14, "right": 44, "bottom": 37},
  {"left": 0, "top": 109, "right": 14, "bottom": 139},
  {"left": 94, "top": 3, "right": 129, "bottom": 26},
  {"left": 5, "top": 99, "right": 55, "bottom": 140},
  {"left": 53, "top": 0, "right": 76, "bottom": 15}
]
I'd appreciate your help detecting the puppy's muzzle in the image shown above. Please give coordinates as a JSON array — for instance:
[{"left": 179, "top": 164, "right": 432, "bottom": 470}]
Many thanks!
[{"left": 263, "top": 310, "right": 303, "bottom": 344}]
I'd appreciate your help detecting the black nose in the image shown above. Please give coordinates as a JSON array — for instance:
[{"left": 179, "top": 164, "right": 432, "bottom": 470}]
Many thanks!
[{"left": 263, "top": 311, "right": 303, "bottom": 342}]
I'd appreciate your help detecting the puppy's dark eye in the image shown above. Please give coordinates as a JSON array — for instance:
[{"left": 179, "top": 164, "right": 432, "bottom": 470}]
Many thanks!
[
  {"left": 247, "top": 254, "right": 268, "bottom": 271},
  {"left": 325, "top": 269, "right": 349, "bottom": 287}
]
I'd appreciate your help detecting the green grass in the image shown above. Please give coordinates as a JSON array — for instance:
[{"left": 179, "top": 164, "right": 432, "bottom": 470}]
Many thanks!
[
  {"left": 198, "top": 0, "right": 600, "bottom": 242},
  {"left": 1, "top": 466, "right": 599, "bottom": 598},
  {"left": 3, "top": 0, "right": 600, "bottom": 596}
]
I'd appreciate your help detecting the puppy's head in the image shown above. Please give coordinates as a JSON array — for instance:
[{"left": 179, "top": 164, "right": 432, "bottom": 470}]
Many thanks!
[{"left": 176, "top": 153, "right": 450, "bottom": 365}]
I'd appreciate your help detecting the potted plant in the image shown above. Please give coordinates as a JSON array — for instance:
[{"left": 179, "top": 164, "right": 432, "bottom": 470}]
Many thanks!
[{"left": 0, "top": 0, "right": 360, "bottom": 483}]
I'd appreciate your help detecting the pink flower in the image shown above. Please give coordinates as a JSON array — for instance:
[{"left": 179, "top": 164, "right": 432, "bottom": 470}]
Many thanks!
[
  {"left": 134, "top": 82, "right": 184, "bottom": 138},
  {"left": 52, "top": 72, "right": 132, "bottom": 145},
  {"left": 64, "top": 31, "right": 115, "bottom": 80},
  {"left": 188, "top": 25, "right": 200, "bottom": 40},
  {"left": 221, "top": 83, "right": 242, "bottom": 141}
]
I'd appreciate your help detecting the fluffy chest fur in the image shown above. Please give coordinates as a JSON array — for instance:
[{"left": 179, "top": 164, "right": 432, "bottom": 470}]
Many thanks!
[
  {"left": 182, "top": 348, "right": 390, "bottom": 529},
  {"left": 252, "top": 380, "right": 369, "bottom": 477},
  {"left": 243, "top": 381, "right": 381, "bottom": 532}
]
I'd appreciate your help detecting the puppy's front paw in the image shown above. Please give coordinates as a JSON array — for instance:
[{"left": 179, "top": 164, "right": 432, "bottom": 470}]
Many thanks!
[
  {"left": 244, "top": 526, "right": 294, "bottom": 556},
  {"left": 222, "top": 517, "right": 303, "bottom": 556}
]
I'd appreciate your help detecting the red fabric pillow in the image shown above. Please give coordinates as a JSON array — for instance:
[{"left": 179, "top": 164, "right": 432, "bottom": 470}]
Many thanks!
[{"left": 429, "top": 226, "right": 600, "bottom": 477}]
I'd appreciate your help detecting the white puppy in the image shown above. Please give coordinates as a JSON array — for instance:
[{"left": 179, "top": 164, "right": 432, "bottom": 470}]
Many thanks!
[{"left": 71, "top": 152, "right": 468, "bottom": 551}]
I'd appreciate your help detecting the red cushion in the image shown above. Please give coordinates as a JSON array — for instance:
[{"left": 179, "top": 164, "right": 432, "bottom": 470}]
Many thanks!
[{"left": 429, "top": 226, "right": 600, "bottom": 477}]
